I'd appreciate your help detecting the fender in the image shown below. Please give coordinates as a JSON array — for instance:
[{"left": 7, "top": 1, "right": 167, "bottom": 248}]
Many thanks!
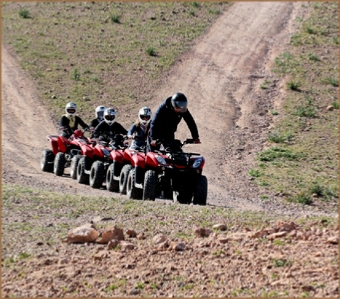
[
  {"left": 47, "top": 135, "right": 59, "bottom": 155},
  {"left": 110, "top": 149, "right": 124, "bottom": 164},
  {"left": 57, "top": 135, "right": 69, "bottom": 153},
  {"left": 145, "top": 152, "right": 164, "bottom": 169}
]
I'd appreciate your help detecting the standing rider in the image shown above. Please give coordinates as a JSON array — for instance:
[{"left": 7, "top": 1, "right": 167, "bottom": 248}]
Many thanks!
[
  {"left": 127, "top": 106, "right": 152, "bottom": 150},
  {"left": 59, "top": 102, "right": 89, "bottom": 138},
  {"left": 147, "top": 92, "right": 200, "bottom": 152}
]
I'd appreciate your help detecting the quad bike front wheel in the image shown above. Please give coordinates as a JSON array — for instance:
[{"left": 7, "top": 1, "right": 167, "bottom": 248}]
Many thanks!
[
  {"left": 89, "top": 160, "right": 105, "bottom": 189},
  {"left": 126, "top": 169, "right": 143, "bottom": 200},
  {"left": 106, "top": 164, "right": 119, "bottom": 192},
  {"left": 77, "top": 157, "right": 89, "bottom": 185},
  {"left": 193, "top": 175, "right": 208, "bottom": 206},
  {"left": 54, "top": 152, "right": 66, "bottom": 176},
  {"left": 119, "top": 164, "right": 133, "bottom": 194},
  {"left": 40, "top": 149, "right": 54, "bottom": 173},
  {"left": 143, "top": 169, "right": 157, "bottom": 201},
  {"left": 70, "top": 155, "right": 82, "bottom": 179}
]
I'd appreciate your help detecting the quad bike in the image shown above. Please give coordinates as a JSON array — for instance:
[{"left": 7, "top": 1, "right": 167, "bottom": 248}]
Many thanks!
[
  {"left": 142, "top": 138, "right": 207, "bottom": 205},
  {"left": 40, "top": 127, "right": 93, "bottom": 176},
  {"left": 119, "top": 137, "right": 147, "bottom": 199},
  {"left": 76, "top": 134, "right": 128, "bottom": 190}
]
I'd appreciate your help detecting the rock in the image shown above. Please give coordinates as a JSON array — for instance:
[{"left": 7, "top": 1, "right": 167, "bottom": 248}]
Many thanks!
[
  {"left": 107, "top": 239, "right": 119, "bottom": 249},
  {"left": 153, "top": 233, "right": 167, "bottom": 245},
  {"left": 326, "top": 236, "right": 338, "bottom": 244},
  {"left": 137, "top": 232, "right": 146, "bottom": 240},
  {"left": 213, "top": 224, "right": 227, "bottom": 231},
  {"left": 120, "top": 241, "right": 134, "bottom": 251},
  {"left": 126, "top": 229, "right": 137, "bottom": 238},
  {"left": 64, "top": 223, "right": 99, "bottom": 243},
  {"left": 194, "top": 228, "right": 212, "bottom": 237},
  {"left": 96, "top": 226, "right": 125, "bottom": 244},
  {"left": 267, "top": 231, "right": 287, "bottom": 239}
]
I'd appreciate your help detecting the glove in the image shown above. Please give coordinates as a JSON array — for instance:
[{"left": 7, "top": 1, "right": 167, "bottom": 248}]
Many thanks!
[{"left": 194, "top": 138, "right": 201, "bottom": 144}]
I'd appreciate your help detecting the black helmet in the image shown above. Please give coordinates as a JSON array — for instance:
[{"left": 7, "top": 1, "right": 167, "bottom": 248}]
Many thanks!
[{"left": 171, "top": 92, "right": 188, "bottom": 113}]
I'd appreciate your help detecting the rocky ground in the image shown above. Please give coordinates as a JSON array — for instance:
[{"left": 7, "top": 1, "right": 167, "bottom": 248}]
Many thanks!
[{"left": 1, "top": 2, "right": 338, "bottom": 298}]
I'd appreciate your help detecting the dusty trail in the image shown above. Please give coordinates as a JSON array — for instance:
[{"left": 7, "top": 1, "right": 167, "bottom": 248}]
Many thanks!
[{"left": 2, "top": 2, "right": 328, "bottom": 216}]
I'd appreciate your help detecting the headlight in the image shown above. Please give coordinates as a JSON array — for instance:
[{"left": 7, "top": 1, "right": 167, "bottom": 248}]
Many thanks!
[
  {"left": 192, "top": 157, "right": 203, "bottom": 168},
  {"left": 156, "top": 155, "right": 167, "bottom": 166},
  {"left": 101, "top": 148, "right": 111, "bottom": 156}
]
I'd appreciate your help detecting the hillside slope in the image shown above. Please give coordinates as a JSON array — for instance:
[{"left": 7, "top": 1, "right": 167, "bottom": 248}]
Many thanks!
[{"left": 2, "top": 2, "right": 331, "bottom": 217}]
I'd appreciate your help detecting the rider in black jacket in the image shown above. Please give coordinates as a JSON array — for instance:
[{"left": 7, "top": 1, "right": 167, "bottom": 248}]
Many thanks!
[
  {"left": 92, "top": 108, "right": 127, "bottom": 142},
  {"left": 60, "top": 102, "right": 89, "bottom": 138},
  {"left": 148, "top": 92, "right": 200, "bottom": 152}
]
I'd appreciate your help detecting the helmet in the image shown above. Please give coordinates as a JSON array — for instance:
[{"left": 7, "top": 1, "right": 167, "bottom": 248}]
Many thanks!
[
  {"left": 95, "top": 105, "right": 106, "bottom": 121},
  {"left": 65, "top": 102, "right": 77, "bottom": 117},
  {"left": 171, "top": 92, "right": 188, "bottom": 113},
  {"left": 138, "top": 106, "right": 152, "bottom": 125},
  {"left": 104, "top": 108, "right": 116, "bottom": 125}
]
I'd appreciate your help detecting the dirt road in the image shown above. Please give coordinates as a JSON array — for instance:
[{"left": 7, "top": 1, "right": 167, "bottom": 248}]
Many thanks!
[{"left": 2, "top": 2, "right": 327, "bottom": 217}]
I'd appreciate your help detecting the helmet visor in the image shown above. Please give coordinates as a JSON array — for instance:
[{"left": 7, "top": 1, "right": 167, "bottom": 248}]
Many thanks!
[
  {"left": 67, "top": 108, "right": 76, "bottom": 114},
  {"left": 105, "top": 115, "right": 116, "bottom": 121},
  {"left": 140, "top": 115, "right": 150, "bottom": 121},
  {"left": 173, "top": 101, "right": 188, "bottom": 113},
  {"left": 97, "top": 111, "right": 104, "bottom": 118}
]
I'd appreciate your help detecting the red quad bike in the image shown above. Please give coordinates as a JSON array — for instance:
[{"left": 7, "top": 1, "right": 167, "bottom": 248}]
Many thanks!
[
  {"left": 40, "top": 127, "right": 93, "bottom": 177},
  {"left": 119, "top": 140, "right": 147, "bottom": 199},
  {"left": 76, "top": 134, "right": 128, "bottom": 190},
  {"left": 142, "top": 139, "right": 208, "bottom": 205}
]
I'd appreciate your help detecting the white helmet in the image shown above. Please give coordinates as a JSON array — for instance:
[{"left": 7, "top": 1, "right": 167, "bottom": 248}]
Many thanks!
[
  {"left": 138, "top": 106, "right": 152, "bottom": 125},
  {"left": 65, "top": 102, "right": 77, "bottom": 117},
  {"left": 104, "top": 108, "right": 116, "bottom": 125},
  {"left": 95, "top": 105, "right": 106, "bottom": 121}
]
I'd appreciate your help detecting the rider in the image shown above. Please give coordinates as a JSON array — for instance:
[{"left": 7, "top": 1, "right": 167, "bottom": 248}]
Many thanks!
[
  {"left": 147, "top": 92, "right": 200, "bottom": 152},
  {"left": 59, "top": 102, "right": 90, "bottom": 138},
  {"left": 89, "top": 105, "right": 106, "bottom": 130},
  {"left": 92, "top": 107, "right": 127, "bottom": 144},
  {"left": 127, "top": 106, "right": 152, "bottom": 150}
]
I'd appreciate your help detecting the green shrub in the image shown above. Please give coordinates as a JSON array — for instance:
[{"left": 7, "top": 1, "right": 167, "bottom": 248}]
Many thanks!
[
  {"left": 331, "top": 101, "right": 339, "bottom": 109},
  {"left": 294, "top": 192, "right": 313, "bottom": 205},
  {"left": 287, "top": 80, "right": 301, "bottom": 91},
  {"left": 146, "top": 46, "right": 156, "bottom": 57},
  {"left": 19, "top": 8, "right": 30, "bottom": 19},
  {"left": 248, "top": 169, "right": 261, "bottom": 177},
  {"left": 110, "top": 14, "right": 121, "bottom": 23},
  {"left": 268, "top": 130, "right": 293, "bottom": 143},
  {"left": 258, "top": 147, "right": 300, "bottom": 162},
  {"left": 322, "top": 76, "right": 338, "bottom": 87},
  {"left": 308, "top": 53, "right": 320, "bottom": 61},
  {"left": 296, "top": 105, "right": 316, "bottom": 117}
]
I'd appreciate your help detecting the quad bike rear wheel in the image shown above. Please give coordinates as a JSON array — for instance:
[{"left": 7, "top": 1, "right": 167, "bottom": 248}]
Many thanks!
[
  {"left": 106, "top": 163, "right": 119, "bottom": 192},
  {"left": 89, "top": 160, "right": 105, "bottom": 189},
  {"left": 70, "top": 155, "right": 82, "bottom": 179},
  {"left": 54, "top": 152, "right": 66, "bottom": 176},
  {"left": 173, "top": 190, "right": 192, "bottom": 204},
  {"left": 126, "top": 169, "right": 143, "bottom": 200},
  {"left": 77, "top": 157, "right": 89, "bottom": 184},
  {"left": 143, "top": 169, "right": 157, "bottom": 201},
  {"left": 119, "top": 164, "right": 133, "bottom": 194},
  {"left": 193, "top": 175, "right": 208, "bottom": 206},
  {"left": 40, "top": 149, "right": 54, "bottom": 173}
]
